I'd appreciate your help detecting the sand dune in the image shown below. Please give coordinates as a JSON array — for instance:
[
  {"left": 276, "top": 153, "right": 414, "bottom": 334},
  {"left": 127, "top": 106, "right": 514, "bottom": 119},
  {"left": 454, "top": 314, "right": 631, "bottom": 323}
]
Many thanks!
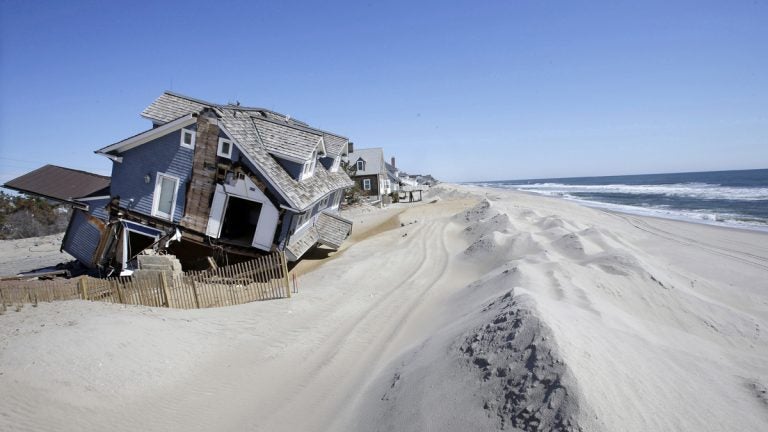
[{"left": 1, "top": 184, "right": 767, "bottom": 431}]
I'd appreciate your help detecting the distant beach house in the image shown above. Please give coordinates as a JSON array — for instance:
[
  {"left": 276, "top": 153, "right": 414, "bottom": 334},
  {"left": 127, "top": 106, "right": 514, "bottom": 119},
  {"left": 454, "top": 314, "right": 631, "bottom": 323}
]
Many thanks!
[
  {"left": 4, "top": 92, "right": 355, "bottom": 273},
  {"left": 347, "top": 147, "right": 389, "bottom": 198},
  {"left": 385, "top": 157, "right": 400, "bottom": 195}
]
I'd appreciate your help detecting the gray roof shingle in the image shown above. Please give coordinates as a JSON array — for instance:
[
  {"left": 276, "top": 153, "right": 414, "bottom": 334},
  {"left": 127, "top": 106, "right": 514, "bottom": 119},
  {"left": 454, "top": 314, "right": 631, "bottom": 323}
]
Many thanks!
[
  {"left": 315, "top": 212, "right": 352, "bottom": 249},
  {"left": 140, "top": 92, "right": 353, "bottom": 211},
  {"left": 285, "top": 226, "right": 319, "bottom": 259},
  {"left": 251, "top": 116, "right": 321, "bottom": 161},
  {"left": 348, "top": 148, "right": 386, "bottom": 176},
  {"left": 323, "top": 134, "right": 348, "bottom": 157}
]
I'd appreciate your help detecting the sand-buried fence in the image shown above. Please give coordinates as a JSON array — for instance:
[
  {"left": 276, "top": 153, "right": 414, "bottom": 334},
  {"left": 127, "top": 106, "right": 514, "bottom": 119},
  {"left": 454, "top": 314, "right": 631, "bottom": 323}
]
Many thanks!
[{"left": 0, "top": 252, "right": 292, "bottom": 309}]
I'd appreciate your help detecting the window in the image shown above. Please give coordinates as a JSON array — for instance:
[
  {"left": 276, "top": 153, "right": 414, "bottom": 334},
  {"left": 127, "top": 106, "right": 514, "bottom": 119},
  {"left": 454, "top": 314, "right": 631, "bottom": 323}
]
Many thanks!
[
  {"left": 329, "top": 190, "right": 342, "bottom": 209},
  {"left": 320, "top": 195, "right": 330, "bottom": 208},
  {"left": 180, "top": 128, "right": 195, "bottom": 149},
  {"left": 301, "top": 149, "right": 318, "bottom": 180},
  {"left": 356, "top": 160, "right": 365, "bottom": 171},
  {"left": 363, "top": 178, "right": 371, "bottom": 190},
  {"left": 217, "top": 138, "right": 233, "bottom": 158},
  {"left": 294, "top": 211, "right": 310, "bottom": 231},
  {"left": 151, "top": 173, "right": 179, "bottom": 220},
  {"left": 331, "top": 156, "right": 341, "bottom": 172}
]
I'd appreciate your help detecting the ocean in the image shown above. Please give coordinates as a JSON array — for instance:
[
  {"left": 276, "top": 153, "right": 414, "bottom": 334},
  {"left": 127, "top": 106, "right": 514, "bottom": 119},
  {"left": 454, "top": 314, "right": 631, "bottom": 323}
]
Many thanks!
[{"left": 471, "top": 168, "right": 768, "bottom": 232}]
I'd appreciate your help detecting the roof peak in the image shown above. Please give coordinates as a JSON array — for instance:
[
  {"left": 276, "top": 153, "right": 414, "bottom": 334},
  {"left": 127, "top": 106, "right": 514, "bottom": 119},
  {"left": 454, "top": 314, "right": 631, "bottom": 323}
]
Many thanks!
[{"left": 160, "top": 91, "right": 349, "bottom": 140}]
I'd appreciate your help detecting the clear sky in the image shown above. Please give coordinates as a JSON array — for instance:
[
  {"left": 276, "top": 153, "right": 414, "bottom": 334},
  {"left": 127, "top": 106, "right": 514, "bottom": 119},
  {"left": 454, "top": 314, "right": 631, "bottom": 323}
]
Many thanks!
[{"left": 1, "top": 0, "right": 767, "bottom": 184}]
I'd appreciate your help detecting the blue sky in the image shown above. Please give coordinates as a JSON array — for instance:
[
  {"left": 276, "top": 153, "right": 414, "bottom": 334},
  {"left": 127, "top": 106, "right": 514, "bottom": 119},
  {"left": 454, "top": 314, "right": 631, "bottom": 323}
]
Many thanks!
[{"left": 1, "top": 0, "right": 766, "bottom": 184}]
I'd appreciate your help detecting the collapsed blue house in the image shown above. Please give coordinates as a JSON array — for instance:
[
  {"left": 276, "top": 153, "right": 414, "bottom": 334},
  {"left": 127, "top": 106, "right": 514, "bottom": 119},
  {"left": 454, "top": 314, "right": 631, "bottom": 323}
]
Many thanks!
[{"left": 6, "top": 92, "right": 355, "bottom": 274}]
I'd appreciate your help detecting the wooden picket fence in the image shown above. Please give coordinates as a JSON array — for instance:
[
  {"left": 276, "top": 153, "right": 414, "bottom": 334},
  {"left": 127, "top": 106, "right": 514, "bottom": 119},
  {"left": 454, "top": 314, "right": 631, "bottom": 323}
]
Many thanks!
[{"left": 0, "top": 252, "right": 291, "bottom": 310}]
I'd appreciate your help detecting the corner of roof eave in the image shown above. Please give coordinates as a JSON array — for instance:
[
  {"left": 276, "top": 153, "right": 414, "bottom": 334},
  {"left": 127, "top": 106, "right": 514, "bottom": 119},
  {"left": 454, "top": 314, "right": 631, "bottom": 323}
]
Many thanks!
[
  {"left": 95, "top": 150, "right": 123, "bottom": 163},
  {"left": 139, "top": 112, "right": 167, "bottom": 125}
]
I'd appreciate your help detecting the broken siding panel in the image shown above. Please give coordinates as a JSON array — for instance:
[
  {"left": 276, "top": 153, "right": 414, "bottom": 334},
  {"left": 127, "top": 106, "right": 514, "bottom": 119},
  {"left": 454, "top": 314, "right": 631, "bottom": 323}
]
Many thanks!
[
  {"left": 62, "top": 209, "right": 105, "bottom": 268},
  {"left": 87, "top": 197, "right": 111, "bottom": 221},
  {"left": 109, "top": 128, "right": 194, "bottom": 224}
]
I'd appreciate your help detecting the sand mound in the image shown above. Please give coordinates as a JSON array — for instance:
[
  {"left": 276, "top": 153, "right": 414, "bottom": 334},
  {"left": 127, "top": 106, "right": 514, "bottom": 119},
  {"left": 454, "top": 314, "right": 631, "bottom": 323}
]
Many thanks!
[
  {"left": 462, "top": 213, "right": 513, "bottom": 242},
  {"left": 454, "top": 198, "right": 497, "bottom": 223},
  {"left": 550, "top": 233, "right": 590, "bottom": 259},
  {"left": 426, "top": 184, "right": 476, "bottom": 201},
  {"left": 458, "top": 290, "right": 591, "bottom": 431}
]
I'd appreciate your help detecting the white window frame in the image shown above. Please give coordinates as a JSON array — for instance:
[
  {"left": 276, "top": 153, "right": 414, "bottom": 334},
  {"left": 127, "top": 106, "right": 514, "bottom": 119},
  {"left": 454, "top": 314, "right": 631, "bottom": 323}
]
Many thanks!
[
  {"left": 217, "top": 138, "right": 233, "bottom": 158},
  {"left": 329, "top": 191, "right": 341, "bottom": 210},
  {"left": 151, "top": 172, "right": 180, "bottom": 221},
  {"left": 331, "top": 155, "right": 341, "bottom": 173},
  {"left": 294, "top": 211, "right": 311, "bottom": 232},
  {"left": 180, "top": 128, "right": 196, "bottom": 149},
  {"left": 300, "top": 149, "right": 318, "bottom": 181},
  {"left": 356, "top": 160, "right": 365, "bottom": 171},
  {"left": 363, "top": 178, "right": 371, "bottom": 190}
]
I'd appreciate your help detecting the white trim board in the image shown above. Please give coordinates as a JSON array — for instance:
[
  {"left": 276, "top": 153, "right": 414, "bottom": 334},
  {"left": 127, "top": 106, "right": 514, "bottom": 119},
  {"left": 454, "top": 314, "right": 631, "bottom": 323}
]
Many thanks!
[
  {"left": 150, "top": 172, "right": 180, "bottom": 221},
  {"left": 96, "top": 114, "right": 197, "bottom": 155}
]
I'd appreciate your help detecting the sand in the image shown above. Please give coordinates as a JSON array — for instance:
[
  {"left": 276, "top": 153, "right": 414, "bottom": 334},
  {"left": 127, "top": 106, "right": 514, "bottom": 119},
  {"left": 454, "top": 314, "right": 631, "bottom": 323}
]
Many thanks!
[
  {"left": 0, "top": 233, "right": 73, "bottom": 277},
  {"left": 1, "top": 184, "right": 767, "bottom": 431}
]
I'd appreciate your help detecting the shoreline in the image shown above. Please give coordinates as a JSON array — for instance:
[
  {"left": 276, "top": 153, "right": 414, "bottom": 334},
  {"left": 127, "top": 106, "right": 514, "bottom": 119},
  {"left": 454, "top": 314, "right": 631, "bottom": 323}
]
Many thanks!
[{"left": 473, "top": 183, "right": 768, "bottom": 234}]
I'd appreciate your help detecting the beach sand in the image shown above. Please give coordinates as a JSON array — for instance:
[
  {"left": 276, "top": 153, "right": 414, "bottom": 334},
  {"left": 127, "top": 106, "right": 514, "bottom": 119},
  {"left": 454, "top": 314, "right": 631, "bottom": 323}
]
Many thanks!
[
  {"left": 1, "top": 184, "right": 767, "bottom": 431},
  {"left": 0, "top": 233, "right": 73, "bottom": 277}
]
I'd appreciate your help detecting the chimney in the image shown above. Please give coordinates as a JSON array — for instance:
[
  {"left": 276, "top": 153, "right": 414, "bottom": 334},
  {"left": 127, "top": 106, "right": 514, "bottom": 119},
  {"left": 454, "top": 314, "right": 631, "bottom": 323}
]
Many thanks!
[
  {"left": 348, "top": 142, "right": 354, "bottom": 153},
  {"left": 391, "top": 157, "right": 396, "bottom": 169}
]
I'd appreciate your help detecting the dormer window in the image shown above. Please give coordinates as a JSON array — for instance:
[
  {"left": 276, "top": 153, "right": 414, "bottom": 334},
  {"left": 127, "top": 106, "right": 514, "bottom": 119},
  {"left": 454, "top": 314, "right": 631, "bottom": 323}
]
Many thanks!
[
  {"left": 300, "top": 149, "right": 318, "bottom": 180},
  {"left": 217, "top": 138, "right": 233, "bottom": 158},
  {"left": 180, "top": 128, "right": 195, "bottom": 149},
  {"left": 331, "top": 155, "right": 341, "bottom": 172},
  {"left": 356, "top": 159, "right": 365, "bottom": 171}
]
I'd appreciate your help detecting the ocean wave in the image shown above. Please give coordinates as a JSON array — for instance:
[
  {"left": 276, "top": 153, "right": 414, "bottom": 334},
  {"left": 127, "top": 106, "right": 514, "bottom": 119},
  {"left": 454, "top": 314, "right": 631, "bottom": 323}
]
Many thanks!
[
  {"left": 490, "top": 182, "right": 768, "bottom": 201},
  {"left": 561, "top": 197, "right": 768, "bottom": 232}
]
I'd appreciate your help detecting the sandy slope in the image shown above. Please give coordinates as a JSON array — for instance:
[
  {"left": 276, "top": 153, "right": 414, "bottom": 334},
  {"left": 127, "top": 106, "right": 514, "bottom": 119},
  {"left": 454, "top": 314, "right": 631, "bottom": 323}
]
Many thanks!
[
  {"left": 1, "top": 185, "right": 767, "bottom": 431},
  {"left": 0, "top": 233, "right": 73, "bottom": 277}
]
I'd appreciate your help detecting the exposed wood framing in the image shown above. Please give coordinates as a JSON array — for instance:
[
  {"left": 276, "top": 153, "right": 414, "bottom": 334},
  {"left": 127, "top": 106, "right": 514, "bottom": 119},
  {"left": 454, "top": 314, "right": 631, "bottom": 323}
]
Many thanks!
[{"left": 180, "top": 110, "right": 220, "bottom": 233}]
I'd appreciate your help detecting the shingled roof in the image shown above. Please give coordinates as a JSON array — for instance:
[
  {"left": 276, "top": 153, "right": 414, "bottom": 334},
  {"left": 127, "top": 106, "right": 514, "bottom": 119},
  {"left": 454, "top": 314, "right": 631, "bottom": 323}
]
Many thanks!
[
  {"left": 348, "top": 147, "right": 386, "bottom": 176},
  {"left": 251, "top": 116, "right": 322, "bottom": 161},
  {"left": 3, "top": 165, "right": 110, "bottom": 204},
  {"left": 141, "top": 92, "right": 353, "bottom": 211},
  {"left": 323, "top": 134, "right": 348, "bottom": 157},
  {"left": 316, "top": 212, "right": 353, "bottom": 249}
]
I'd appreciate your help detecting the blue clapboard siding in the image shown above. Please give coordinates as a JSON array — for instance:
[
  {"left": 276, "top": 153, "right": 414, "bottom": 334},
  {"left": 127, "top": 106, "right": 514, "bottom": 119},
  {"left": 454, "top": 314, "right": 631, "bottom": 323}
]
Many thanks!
[
  {"left": 87, "top": 197, "right": 111, "bottom": 221},
  {"left": 62, "top": 209, "right": 101, "bottom": 267},
  {"left": 274, "top": 157, "right": 304, "bottom": 180},
  {"left": 110, "top": 127, "right": 195, "bottom": 224},
  {"left": 319, "top": 156, "right": 336, "bottom": 171}
]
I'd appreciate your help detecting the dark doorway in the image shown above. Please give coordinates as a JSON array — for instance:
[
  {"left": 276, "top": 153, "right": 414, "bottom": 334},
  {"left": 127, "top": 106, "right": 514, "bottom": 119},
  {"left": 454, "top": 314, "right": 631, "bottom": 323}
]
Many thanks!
[
  {"left": 221, "top": 197, "right": 262, "bottom": 245},
  {"left": 127, "top": 230, "right": 156, "bottom": 260}
]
